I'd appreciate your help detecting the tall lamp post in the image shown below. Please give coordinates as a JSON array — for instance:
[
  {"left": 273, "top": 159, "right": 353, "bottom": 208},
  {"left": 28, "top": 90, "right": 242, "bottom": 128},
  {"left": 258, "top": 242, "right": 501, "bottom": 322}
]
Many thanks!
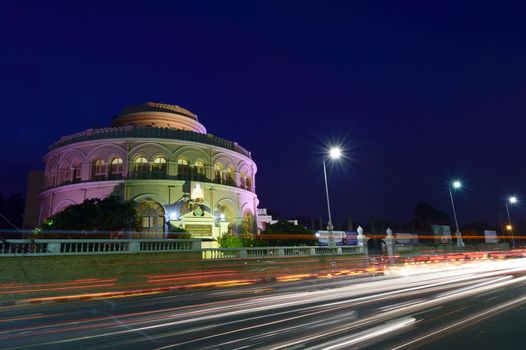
[
  {"left": 449, "top": 180, "right": 465, "bottom": 248},
  {"left": 323, "top": 147, "right": 342, "bottom": 249},
  {"left": 505, "top": 196, "right": 517, "bottom": 249}
]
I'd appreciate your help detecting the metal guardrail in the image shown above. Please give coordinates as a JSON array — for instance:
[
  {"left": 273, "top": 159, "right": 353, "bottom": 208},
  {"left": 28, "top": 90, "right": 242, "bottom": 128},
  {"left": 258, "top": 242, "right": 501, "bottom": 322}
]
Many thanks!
[{"left": 0, "top": 239, "right": 365, "bottom": 258}]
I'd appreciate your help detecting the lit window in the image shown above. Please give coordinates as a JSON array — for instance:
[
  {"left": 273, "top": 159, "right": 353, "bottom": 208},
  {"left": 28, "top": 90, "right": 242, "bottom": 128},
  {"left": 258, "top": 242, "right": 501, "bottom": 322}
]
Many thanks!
[
  {"left": 240, "top": 171, "right": 246, "bottom": 188},
  {"left": 152, "top": 157, "right": 167, "bottom": 179},
  {"left": 59, "top": 162, "right": 71, "bottom": 184},
  {"left": 72, "top": 160, "right": 82, "bottom": 183},
  {"left": 214, "top": 163, "right": 223, "bottom": 184},
  {"left": 177, "top": 158, "right": 190, "bottom": 180},
  {"left": 133, "top": 156, "right": 149, "bottom": 179},
  {"left": 246, "top": 175, "right": 252, "bottom": 190},
  {"left": 225, "top": 166, "right": 235, "bottom": 186},
  {"left": 110, "top": 157, "right": 123, "bottom": 179},
  {"left": 194, "top": 160, "right": 205, "bottom": 180},
  {"left": 92, "top": 159, "right": 106, "bottom": 180}
]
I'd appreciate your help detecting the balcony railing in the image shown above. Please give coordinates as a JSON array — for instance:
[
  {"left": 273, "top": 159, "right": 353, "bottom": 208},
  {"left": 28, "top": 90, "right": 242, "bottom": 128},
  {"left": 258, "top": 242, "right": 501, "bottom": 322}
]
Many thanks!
[
  {"left": 50, "top": 125, "right": 252, "bottom": 159},
  {"left": 45, "top": 173, "right": 255, "bottom": 193}
]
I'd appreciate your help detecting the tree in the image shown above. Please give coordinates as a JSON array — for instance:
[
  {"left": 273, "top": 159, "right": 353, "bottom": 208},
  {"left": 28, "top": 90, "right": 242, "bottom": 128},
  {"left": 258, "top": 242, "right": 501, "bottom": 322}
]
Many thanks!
[
  {"left": 0, "top": 193, "right": 25, "bottom": 229},
  {"left": 261, "top": 220, "right": 316, "bottom": 246},
  {"left": 40, "top": 196, "right": 139, "bottom": 233},
  {"left": 414, "top": 201, "right": 451, "bottom": 232}
]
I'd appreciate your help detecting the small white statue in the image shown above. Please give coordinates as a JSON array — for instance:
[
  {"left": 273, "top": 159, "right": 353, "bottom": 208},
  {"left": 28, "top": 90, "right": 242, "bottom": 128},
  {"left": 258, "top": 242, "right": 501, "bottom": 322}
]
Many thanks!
[
  {"left": 191, "top": 183, "right": 204, "bottom": 202},
  {"left": 386, "top": 227, "right": 393, "bottom": 238},
  {"left": 357, "top": 225, "right": 364, "bottom": 238}
]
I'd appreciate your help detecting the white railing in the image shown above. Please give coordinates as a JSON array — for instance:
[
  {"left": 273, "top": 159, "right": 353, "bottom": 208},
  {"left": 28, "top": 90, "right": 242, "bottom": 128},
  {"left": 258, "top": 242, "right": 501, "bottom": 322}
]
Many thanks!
[
  {"left": 201, "top": 246, "right": 364, "bottom": 260},
  {"left": 0, "top": 239, "right": 201, "bottom": 257},
  {"left": 0, "top": 239, "right": 366, "bottom": 259}
]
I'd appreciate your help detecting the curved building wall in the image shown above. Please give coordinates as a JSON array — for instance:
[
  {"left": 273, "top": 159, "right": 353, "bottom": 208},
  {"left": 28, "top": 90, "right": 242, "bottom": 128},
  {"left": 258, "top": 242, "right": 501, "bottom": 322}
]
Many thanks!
[{"left": 38, "top": 103, "right": 259, "bottom": 236}]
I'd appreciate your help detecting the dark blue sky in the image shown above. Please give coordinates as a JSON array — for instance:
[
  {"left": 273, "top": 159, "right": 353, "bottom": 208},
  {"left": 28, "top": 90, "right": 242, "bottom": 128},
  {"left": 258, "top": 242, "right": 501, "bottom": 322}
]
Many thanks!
[{"left": 2, "top": 0, "right": 526, "bottom": 226}]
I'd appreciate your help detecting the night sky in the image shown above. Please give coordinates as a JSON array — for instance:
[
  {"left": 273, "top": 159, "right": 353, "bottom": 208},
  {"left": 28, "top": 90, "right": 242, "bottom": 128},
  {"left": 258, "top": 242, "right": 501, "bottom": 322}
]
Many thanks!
[{"left": 2, "top": 1, "right": 526, "bottom": 227}]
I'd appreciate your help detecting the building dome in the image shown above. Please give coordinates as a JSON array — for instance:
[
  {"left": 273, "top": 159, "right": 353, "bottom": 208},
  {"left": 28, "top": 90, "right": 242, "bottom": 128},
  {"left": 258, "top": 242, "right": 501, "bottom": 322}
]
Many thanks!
[{"left": 111, "top": 102, "right": 207, "bottom": 134}]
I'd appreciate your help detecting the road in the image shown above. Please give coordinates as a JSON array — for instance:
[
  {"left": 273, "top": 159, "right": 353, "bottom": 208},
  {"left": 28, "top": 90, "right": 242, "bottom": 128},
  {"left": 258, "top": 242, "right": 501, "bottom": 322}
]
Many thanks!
[{"left": 2, "top": 258, "right": 526, "bottom": 349}]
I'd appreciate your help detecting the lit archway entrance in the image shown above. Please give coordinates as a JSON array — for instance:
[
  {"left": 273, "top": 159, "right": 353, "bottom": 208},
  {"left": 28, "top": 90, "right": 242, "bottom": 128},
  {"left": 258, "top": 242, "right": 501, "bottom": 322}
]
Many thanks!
[
  {"left": 242, "top": 211, "right": 255, "bottom": 234},
  {"left": 136, "top": 200, "right": 165, "bottom": 238}
]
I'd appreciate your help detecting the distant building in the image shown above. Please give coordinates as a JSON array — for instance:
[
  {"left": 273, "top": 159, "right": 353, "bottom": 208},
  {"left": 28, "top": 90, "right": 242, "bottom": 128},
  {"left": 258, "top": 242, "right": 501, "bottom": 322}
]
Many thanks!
[
  {"left": 257, "top": 208, "right": 298, "bottom": 232},
  {"left": 316, "top": 231, "right": 358, "bottom": 246},
  {"left": 23, "top": 170, "right": 44, "bottom": 229},
  {"left": 25, "top": 102, "right": 260, "bottom": 240}
]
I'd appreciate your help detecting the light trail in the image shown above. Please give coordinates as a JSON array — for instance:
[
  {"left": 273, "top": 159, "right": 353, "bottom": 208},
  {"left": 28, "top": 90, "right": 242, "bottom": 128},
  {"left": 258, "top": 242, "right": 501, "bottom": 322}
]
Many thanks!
[{"left": 3, "top": 258, "right": 526, "bottom": 349}]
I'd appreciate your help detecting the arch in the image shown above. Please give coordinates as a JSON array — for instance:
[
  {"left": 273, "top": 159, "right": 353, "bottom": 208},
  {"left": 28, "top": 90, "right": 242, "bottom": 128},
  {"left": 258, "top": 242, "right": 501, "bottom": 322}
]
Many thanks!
[
  {"left": 211, "top": 153, "right": 234, "bottom": 167},
  {"left": 45, "top": 156, "right": 59, "bottom": 174},
  {"left": 60, "top": 149, "right": 88, "bottom": 164},
  {"left": 237, "top": 160, "right": 252, "bottom": 175},
  {"left": 215, "top": 198, "right": 239, "bottom": 217},
  {"left": 86, "top": 144, "right": 126, "bottom": 162},
  {"left": 173, "top": 145, "right": 210, "bottom": 164},
  {"left": 132, "top": 193, "right": 167, "bottom": 207},
  {"left": 129, "top": 143, "right": 172, "bottom": 161},
  {"left": 44, "top": 157, "right": 58, "bottom": 189},
  {"left": 88, "top": 153, "right": 109, "bottom": 163},
  {"left": 54, "top": 199, "right": 77, "bottom": 215},
  {"left": 135, "top": 199, "right": 166, "bottom": 236}
]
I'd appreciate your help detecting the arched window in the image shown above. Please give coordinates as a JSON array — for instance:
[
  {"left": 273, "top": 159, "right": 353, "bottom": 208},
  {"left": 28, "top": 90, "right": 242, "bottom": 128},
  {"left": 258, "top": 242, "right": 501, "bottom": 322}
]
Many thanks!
[
  {"left": 92, "top": 159, "right": 106, "bottom": 181},
  {"left": 214, "top": 163, "right": 223, "bottom": 184},
  {"left": 136, "top": 200, "right": 165, "bottom": 237},
  {"left": 110, "top": 157, "right": 123, "bottom": 180},
  {"left": 225, "top": 165, "right": 235, "bottom": 186},
  {"left": 193, "top": 160, "right": 206, "bottom": 181},
  {"left": 246, "top": 175, "right": 253, "bottom": 191},
  {"left": 71, "top": 160, "right": 82, "bottom": 183},
  {"left": 239, "top": 171, "right": 246, "bottom": 189},
  {"left": 152, "top": 157, "right": 167, "bottom": 179},
  {"left": 177, "top": 158, "right": 190, "bottom": 180},
  {"left": 44, "top": 160, "right": 57, "bottom": 189},
  {"left": 242, "top": 211, "right": 255, "bottom": 234},
  {"left": 58, "top": 162, "right": 71, "bottom": 185},
  {"left": 133, "top": 156, "right": 149, "bottom": 179}
]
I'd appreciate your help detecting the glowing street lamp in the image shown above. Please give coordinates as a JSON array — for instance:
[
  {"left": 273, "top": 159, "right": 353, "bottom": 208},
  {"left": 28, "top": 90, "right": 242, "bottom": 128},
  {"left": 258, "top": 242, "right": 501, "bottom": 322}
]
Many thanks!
[
  {"left": 323, "top": 147, "right": 342, "bottom": 248},
  {"left": 505, "top": 196, "right": 517, "bottom": 248},
  {"left": 449, "top": 180, "right": 465, "bottom": 248}
]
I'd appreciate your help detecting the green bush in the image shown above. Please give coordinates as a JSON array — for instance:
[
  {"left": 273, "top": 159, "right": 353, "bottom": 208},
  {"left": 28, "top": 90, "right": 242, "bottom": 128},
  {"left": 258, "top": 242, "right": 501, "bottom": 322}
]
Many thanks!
[{"left": 218, "top": 234, "right": 244, "bottom": 248}]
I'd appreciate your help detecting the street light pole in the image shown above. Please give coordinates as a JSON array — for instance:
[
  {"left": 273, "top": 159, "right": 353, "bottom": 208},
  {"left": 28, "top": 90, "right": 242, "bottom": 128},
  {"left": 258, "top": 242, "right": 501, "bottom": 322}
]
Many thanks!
[
  {"left": 505, "top": 196, "right": 517, "bottom": 249},
  {"left": 322, "top": 147, "right": 341, "bottom": 253},
  {"left": 449, "top": 181, "right": 464, "bottom": 248},
  {"left": 322, "top": 159, "right": 333, "bottom": 231},
  {"left": 449, "top": 188, "right": 460, "bottom": 234}
]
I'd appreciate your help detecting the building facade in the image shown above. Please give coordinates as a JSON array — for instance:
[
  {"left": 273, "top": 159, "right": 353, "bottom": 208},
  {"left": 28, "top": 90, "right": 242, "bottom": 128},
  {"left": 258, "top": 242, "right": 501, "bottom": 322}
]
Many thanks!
[{"left": 36, "top": 102, "right": 259, "bottom": 240}]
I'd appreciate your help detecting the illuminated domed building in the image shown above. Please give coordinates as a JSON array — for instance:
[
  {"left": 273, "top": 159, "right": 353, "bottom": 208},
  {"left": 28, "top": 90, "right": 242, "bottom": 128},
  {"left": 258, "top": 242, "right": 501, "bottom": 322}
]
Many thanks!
[{"left": 37, "top": 102, "right": 259, "bottom": 241}]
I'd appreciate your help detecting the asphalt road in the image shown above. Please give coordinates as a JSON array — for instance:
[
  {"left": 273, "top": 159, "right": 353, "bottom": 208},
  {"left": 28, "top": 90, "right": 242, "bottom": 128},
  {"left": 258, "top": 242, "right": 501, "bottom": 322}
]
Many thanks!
[{"left": 3, "top": 258, "right": 526, "bottom": 349}]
